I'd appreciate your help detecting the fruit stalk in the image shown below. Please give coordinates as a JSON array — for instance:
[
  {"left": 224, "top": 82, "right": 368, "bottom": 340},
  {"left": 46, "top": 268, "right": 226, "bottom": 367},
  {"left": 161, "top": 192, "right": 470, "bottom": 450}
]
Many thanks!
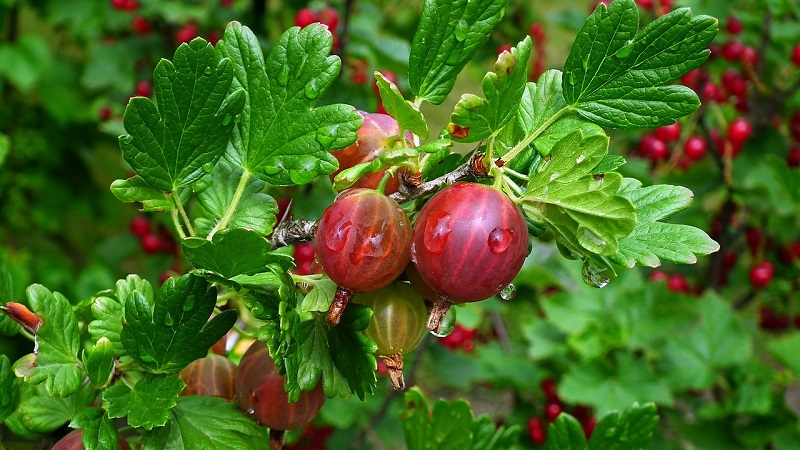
[
  {"left": 327, "top": 287, "right": 352, "bottom": 325},
  {"left": 269, "top": 429, "right": 285, "bottom": 450},
  {"left": 381, "top": 352, "right": 406, "bottom": 390},
  {"left": 427, "top": 295, "right": 453, "bottom": 334},
  {"left": 388, "top": 152, "right": 489, "bottom": 204}
]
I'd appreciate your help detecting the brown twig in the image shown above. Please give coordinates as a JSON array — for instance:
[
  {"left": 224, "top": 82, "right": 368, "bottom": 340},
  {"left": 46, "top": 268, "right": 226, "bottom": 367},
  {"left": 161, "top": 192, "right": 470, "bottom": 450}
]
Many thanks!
[
  {"left": 388, "top": 152, "right": 490, "bottom": 204},
  {"left": 270, "top": 219, "right": 317, "bottom": 248}
]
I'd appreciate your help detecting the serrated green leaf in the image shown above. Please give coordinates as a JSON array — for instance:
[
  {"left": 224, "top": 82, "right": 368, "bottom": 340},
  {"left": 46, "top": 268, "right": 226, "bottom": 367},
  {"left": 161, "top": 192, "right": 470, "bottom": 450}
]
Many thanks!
[
  {"left": 409, "top": 0, "right": 510, "bottom": 105},
  {"left": 217, "top": 22, "right": 361, "bottom": 185},
  {"left": 193, "top": 160, "right": 278, "bottom": 237},
  {"left": 88, "top": 276, "right": 156, "bottom": 358},
  {"left": 768, "top": 333, "right": 800, "bottom": 378},
  {"left": 563, "top": 0, "right": 717, "bottom": 128},
  {"left": 662, "top": 294, "right": 752, "bottom": 390},
  {"left": 70, "top": 407, "right": 121, "bottom": 450},
  {"left": 450, "top": 36, "right": 531, "bottom": 142},
  {"left": 332, "top": 147, "right": 418, "bottom": 191},
  {"left": 142, "top": 396, "right": 268, "bottom": 450},
  {"left": 401, "top": 388, "right": 474, "bottom": 450},
  {"left": 545, "top": 414, "right": 587, "bottom": 450},
  {"left": 592, "top": 155, "right": 626, "bottom": 174},
  {"left": 522, "top": 131, "right": 635, "bottom": 256},
  {"left": 13, "top": 284, "right": 82, "bottom": 397},
  {"left": 559, "top": 353, "right": 672, "bottom": 416},
  {"left": 298, "top": 276, "right": 338, "bottom": 313},
  {"left": 469, "top": 416, "right": 521, "bottom": 450},
  {"left": 16, "top": 382, "right": 96, "bottom": 433},
  {"left": 375, "top": 72, "right": 429, "bottom": 139},
  {"left": 182, "top": 228, "right": 282, "bottom": 278},
  {"left": 120, "top": 274, "right": 237, "bottom": 373},
  {"left": 587, "top": 403, "right": 659, "bottom": 450},
  {"left": 110, "top": 176, "right": 174, "bottom": 212},
  {"left": 83, "top": 337, "right": 115, "bottom": 389},
  {"left": 120, "top": 38, "right": 246, "bottom": 191},
  {"left": 612, "top": 182, "right": 718, "bottom": 267},
  {"left": 0, "top": 354, "right": 19, "bottom": 422},
  {"left": 103, "top": 373, "right": 185, "bottom": 430}
]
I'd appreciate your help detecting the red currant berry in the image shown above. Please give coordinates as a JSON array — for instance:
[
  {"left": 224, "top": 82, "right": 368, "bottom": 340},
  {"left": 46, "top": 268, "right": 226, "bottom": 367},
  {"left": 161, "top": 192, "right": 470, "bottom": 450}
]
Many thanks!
[
  {"left": 787, "top": 145, "right": 800, "bottom": 168},
  {"left": 639, "top": 135, "right": 669, "bottom": 161},
  {"left": 728, "top": 117, "right": 752, "bottom": 144},
  {"left": 98, "top": 105, "right": 112, "bottom": 121},
  {"left": 701, "top": 81, "right": 723, "bottom": 103},
  {"left": 540, "top": 378, "right": 559, "bottom": 402},
  {"left": 294, "top": 8, "right": 317, "bottom": 28},
  {"left": 132, "top": 16, "right": 151, "bottom": 35},
  {"left": 655, "top": 122, "right": 681, "bottom": 142},
  {"left": 667, "top": 274, "right": 689, "bottom": 293},
  {"left": 220, "top": 0, "right": 233, "bottom": 7},
  {"left": 141, "top": 234, "right": 162, "bottom": 253},
  {"left": 635, "top": 0, "right": 654, "bottom": 9},
  {"left": 740, "top": 45, "right": 758, "bottom": 65},
  {"left": 135, "top": 80, "right": 152, "bottom": 97},
  {"left": 721, "top": 69, "right": 747, "bottom": 97},
  {"left": 130, "top": 216, "right": 151, "bottom": 238},
  {"left": 497, "top": 43, "right": 512, "bottom": 55},
  {"left": 749, "top": 261, "right": 774, "bottom": 288},
  {"left": 123, "top": 0, "right": 139, "bottom": 11},
  {"left": 582, "top": 417, "right": 597, "bottom": 438},
  {"left": 207, "top": 30, "right": 222, "bottom": 46},
  {"left": 792, "top": 45, "right": 800, "bottom": 67},
  {"left": 111, "top": 0, "right": 127, "bottom": 10},
  {"left": 316, "top": 7, "right": 339, "bottom": 31},
  {"left": 648, "top": 270, "right": 668, "bottom": 282},
  {"left": 545, "top": 402, "right": 562, "bottom": 422},
  {"left": 759, "top": 307, "right": 789, "bottom": 331},
  {"left": 527, "top": 417, "right": 547, "bottom": 445},
  {"left": 726, "top": 15, "right": 743, "bottom": 34},
  {"left": 293, "top": 242, "right": 315, "bottom": 264},
  {"left": 175, "top": 23, "right": 198, "bottom": 45},
  {"left": 530, "top": 23, "right": 545, "bottom": 42},
  {"left": 721, "top": 40, "right": 744, "bottom": 61},
  {"left": 683, "top": 136, "right": 707, "bottom": 160}
]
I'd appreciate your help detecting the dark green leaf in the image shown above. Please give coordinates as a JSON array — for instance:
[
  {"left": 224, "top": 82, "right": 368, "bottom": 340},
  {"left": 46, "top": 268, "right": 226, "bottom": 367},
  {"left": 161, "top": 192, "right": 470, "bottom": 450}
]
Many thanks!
[
  {"left": 409, "top": 0, "right": 510, "bottom": 105},
  {"left": 563, "top": 0, "right": 717, "bottom": 128},
  {"left": 375, "top": 71, "right": 429, "bottom": 139},
  {"left": 193, "top": 160, "right": 278, "bottom": 237},
  {"left": 612, "top": 181, "right": 719, "bottom": 267},
  {"left": 70, "top": 407, "right": 121, "bottom": 450},
  {"left": 545, "top": 414, "right": 587, "bottom": 450},
  {"left": 450, "top": 36, "right": 531, "bottom": 142},
  {"left": 88, "top": 296, "right": 126, "bottom": 356},
  {"left": 0, "top": 354, "right": 19, "bottom": 422},
  {"left": 142, "top": 396, "right": 268, "bottom": 450},
  {"left": 182, "top": 228, "right": 281, "bottom": 278},
  {"left": 83, "top": 337, "right": 115, "bottom": 389},
  {"left": 120, "top": 38, "right": 246, "bottom": 191},
  {"left": 110, "top": 176, "right": 174, "bottom": 212},
  {"left": 217, "top": 22, "right": 362, "bottom": 185},
  {"left": 587, "top": 403, "right": 659, "bottom": 450},
  {"left": 16, "top": 382, "right": 96, "bottom": 433},
  {"left": 103, "top": 373, "right": 185, "bottom": 430},
  {"left": 120, "top": 274, "right": 237, "bottom": 373},
  {"left": 0, "top": 250, "right": 21, "bottom": 336},
  {"left": 13, "top": 284, "right": 82, "bottom": 397}
]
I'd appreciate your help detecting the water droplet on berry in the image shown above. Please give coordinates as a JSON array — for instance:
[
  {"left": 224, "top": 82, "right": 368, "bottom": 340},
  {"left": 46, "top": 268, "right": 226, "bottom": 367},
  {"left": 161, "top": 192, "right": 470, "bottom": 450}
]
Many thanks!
[
  {"left": 454, "top": 19, "right": 469, "bottom": 41},
  {"left": 423, "top": 213, "right": 452, "bottom": 254},
  {"left": 304, "top": 78, "right": 321, "bottom": 99},
  {"left": 499, "top": 283, "right": 516, "bottom": 301},
  {"left": 429, "top": 307, "right": 457, "bottom": 337},
  {"left": 581, "top": 260, "right": 610, "bottom": 288},
  {"left": 326, "top": 217, "right": 352, "bottom": 252},
  {"left": 487, "top": 227, "right": 513, "bottom": 254}
]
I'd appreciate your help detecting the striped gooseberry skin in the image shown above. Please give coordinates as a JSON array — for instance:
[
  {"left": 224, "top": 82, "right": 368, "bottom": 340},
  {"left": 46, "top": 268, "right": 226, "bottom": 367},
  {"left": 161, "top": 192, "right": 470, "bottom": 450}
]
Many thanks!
[
  {"left": 411, "top": 182, "right": 528, "bottom": 303},
  {"left": 235, "top": 340, "right": 325, "bottom": 431},
  {"left": 314, "top": 188, "right": 411, "bottom": 293},
  {"left": 179, "top": 353, "right": 237, "bottom": 400},
  {"left": 353, "top": 282, "right": 427, "bottom": 356}
]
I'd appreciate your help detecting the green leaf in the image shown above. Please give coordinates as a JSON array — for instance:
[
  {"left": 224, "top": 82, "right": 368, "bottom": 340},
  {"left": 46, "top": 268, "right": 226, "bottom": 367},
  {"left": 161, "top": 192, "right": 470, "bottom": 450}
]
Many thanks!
[
  {"left": 522, "top": 131, "right": 636, "bottom": 256},
  {"left": 661, "top": 294, "right": 751, "bottom": 390},
  {"left": 470, "top": 415, "right": 521, "bottom": 450},
  {"left": 70, "top": 407, "right": 121, "bottom": 450},
  {"left": 559, "top": 353, "right": 672, "bottom": 416},
  {"left": 182, "top": 228, "right": 283, "bottom": 278},
  {"left": 332, "top": 147, "right": 418, "bottom": 191},
  {"left": 120, "top": 38, "right": 246, "bottom": 191},
  {"left": 217, "top": 21, "right": 362, "bottom": 185},
  {"left": 592, "top": 155, "right": 626, "bottom": 174},
  {"left": 193, "top": 160, "right": 278, "bottom": 237},
  {"left": 16, "top": 382, "right": 96, "bottom": 433},
  {"left": 768, "top": 332, "right": 800, "bottom": 378},
  {"left": 563, "top": 0, "right": 717, "bottom": 128},
  {"left": 298, "top": 275, "right": 338, "bottom": 313},
  {"left": 409, "top": 0, "right": 510, "bottom": 105},
  {"left": 103, "top": 373, "right": 185, "bottom": 430},
  {"left": 110, "top": 176, "right": 174, "bottom": 212},
  {"left": 545, "top": 414, "right": 587, "bottom": 450},
  {"left": 88, "top": 297, "right": 126, "bottom": 356},
  {"left": 587, "top": 403, "right": 659, "bottom": 450},
  {"left": 612, "top": 182, "right": 718, "bottom": 267},
  {"left": 0, "top": 354, "right": 19, "bottom": 422},
  {"left": 375, "top": 72, "right": 429, "bottom": 139},
  {"left": 83, "top": 337, "right": 115, "bottom": 389},
  {"left": 450, "top": 36, "right": 531, "bottom": 142},
  {"left": 401, "top": 388, "right": 474, "bottom": 450},
  {"left": 120, "top": 274, "right": 237, "bottom": 373},
  {"left": 13, "top": 284, "right": 82, "bottom": 397},
  {"left": 741, "top": 154, "right": 800, "bottom": 218},
  {"left": 143, "top": 396, "right": 268, "bottom": 450}
]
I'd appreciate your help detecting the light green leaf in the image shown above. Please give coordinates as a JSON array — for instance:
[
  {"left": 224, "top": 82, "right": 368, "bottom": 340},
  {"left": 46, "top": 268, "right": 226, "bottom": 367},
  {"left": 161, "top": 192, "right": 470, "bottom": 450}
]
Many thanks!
[
  {"left": 545, "top": 414, "right": 587, "bottom": 450},
  {"left": 587, "top": 403, "right": 659, "bottom": 450},
  {"left": 193, "top": 160, "right": 278, "bottom": 237},
  {"left": 70, "top": 407, "right": 121, "bottom": 450},
  {"left": 375, "top": 72, "right": 429, "bottom": 139},
  {"left": 182, "top": 228, "right": 285, "bottom": 278},
  {"left": 120, "top": 38, "right": 246, "bottom": 191},
  {"left": 88, "top": 276, "right": 153, "bottom": 357},
  {"left": 592, "top": 155, "right": 626, "bottom": 174},
  {"left": 217, "top": 22, "right": 362, "bottom": 185},
  {"left": 563, "top": 0, "right": 717, "bottom": 128},
  {"left": 13, "top": 285, "right": 82, "bottom": 397},
  {"left": 401, "top": 388, "right": 474, "bottom": 450},
  {"left": 103, "top": 373, "right": 185, "bottom": 430},
  {"left": 0, "top": 354, "right": 19, "bottom": 422},
  {"left": 83, "top": 337, "right": 115, "bottom": 389},
  {"left": 142, "top": 396, "right": 268, "bottom": 450},
  {"left": 449, "top": 36, "right": 531, "bottom": 142},
  {"left": 768, "top": 332, "right": 800, "bottom": 378},
  {"left": 409, "top": 0, "right": 510, "bottom": 105},
  {"left": 110, "top": 176, "right": 174, "bottom": 212},
  {"left": 16, "top": 382, "right": 96, "bottom": 433},
  {"left": 332, "top": 147, "right": 418, "bottom": 191},
  {"left": 298, "top": 276, "right": 338, "bottom": 313}
]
